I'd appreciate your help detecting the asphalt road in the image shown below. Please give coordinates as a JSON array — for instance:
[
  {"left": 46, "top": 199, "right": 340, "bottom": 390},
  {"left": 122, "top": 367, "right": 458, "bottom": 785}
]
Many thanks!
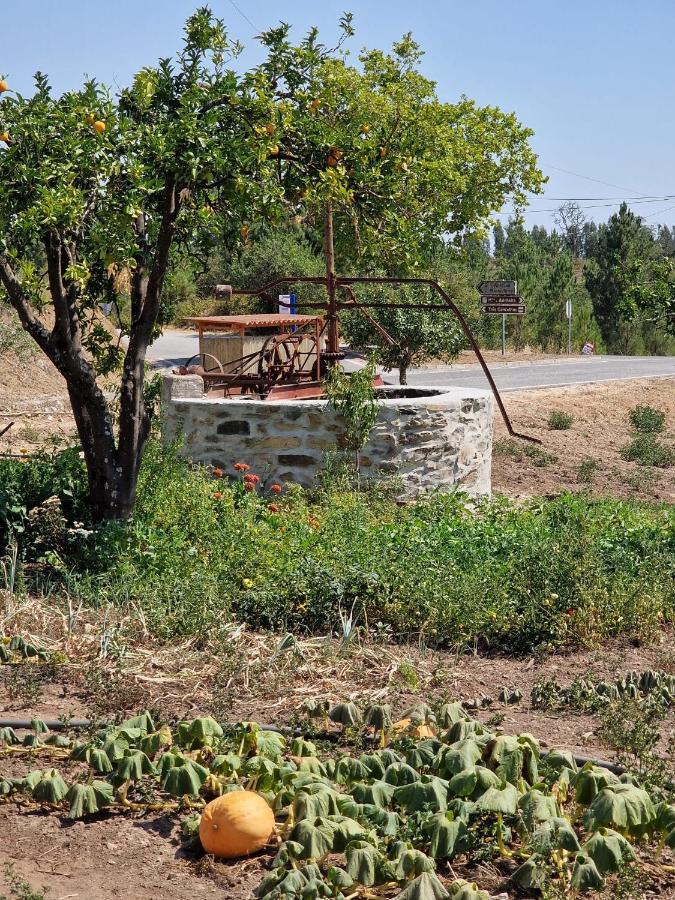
[{"left": 148, "top": 331, "right": 675, "bottom": 392}]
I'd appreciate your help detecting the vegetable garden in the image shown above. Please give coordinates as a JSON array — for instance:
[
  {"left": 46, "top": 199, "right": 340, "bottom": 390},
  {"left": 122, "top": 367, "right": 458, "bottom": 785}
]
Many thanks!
[{"left": 1, "top": 697, "right": 673, "bottom": 898}]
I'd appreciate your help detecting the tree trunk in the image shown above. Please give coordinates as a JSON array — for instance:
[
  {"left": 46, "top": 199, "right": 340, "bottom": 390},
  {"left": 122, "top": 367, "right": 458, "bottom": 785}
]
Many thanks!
[{"left": 398, "top": 358, "right": 409, "bottom": 385}]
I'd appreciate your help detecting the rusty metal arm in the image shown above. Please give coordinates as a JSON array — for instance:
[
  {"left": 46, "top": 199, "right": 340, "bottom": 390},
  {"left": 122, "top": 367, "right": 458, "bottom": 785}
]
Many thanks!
[
  {"left": 225, "top": 275, "right": 540, "bottom": 444},
  {"left": 338, "top": 276, "right": 541, "bottom": 445}
]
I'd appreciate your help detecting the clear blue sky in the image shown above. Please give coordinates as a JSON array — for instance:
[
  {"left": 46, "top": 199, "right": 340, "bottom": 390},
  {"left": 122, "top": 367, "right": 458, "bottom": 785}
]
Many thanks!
[{"left": 5, "top": 0, "right": 675, "bottom": 230}]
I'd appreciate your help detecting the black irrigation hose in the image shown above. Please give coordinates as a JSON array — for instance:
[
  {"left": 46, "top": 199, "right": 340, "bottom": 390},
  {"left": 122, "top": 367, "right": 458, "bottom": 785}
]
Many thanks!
[{"left": 0, "top": 716, "right": 628, "bottom": 775}]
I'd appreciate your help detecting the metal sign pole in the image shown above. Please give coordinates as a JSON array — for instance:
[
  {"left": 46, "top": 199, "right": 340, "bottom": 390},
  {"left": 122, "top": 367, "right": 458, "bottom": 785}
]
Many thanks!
[
  {"left": 501, "top": 313, "right": 506, "bottom": 356},
  {"left": 566, "top": 298, "right": 572, "bottom": 355}
]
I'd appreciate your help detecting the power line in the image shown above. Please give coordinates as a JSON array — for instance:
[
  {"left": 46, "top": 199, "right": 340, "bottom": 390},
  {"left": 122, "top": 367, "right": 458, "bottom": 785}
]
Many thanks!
[
  {"left": 226, "top": 0, "right": 258, "bottom": 33},
  {"left": 540, "top": 163, "right": 654, "bottom": 199},
  {"left": 498, "top": 196, "right": 675, "bottom": 216}
]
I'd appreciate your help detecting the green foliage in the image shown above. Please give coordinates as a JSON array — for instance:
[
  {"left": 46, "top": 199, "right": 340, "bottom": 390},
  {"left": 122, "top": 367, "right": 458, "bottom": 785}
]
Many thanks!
[
  {"left": 547, "top": 410, "right": 573, "bottom": 431},
  {"left": 628, "top": 405, "right": 667, "bottom": 434},
  {"left": 0, "top": 865, "right": 49, "bottom": 900},
  {"left": 325, "top": 361, "right": 379, "bottom": 472},
  {"left": 340, "top": 283, "right": 464, "bottom": 384},
  {"left": 620, "top": 434, "right": 674, "bottom": 467},
  {"left": 3, "top": 442, "right": 674, "bottom": 654}
]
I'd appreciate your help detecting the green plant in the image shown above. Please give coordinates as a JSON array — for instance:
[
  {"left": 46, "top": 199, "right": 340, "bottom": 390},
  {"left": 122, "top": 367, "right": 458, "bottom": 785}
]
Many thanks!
[
  {"left": 493, "top": 439, "right": 557, "bottom": 467},
  {"left": 325, "top": 359, "right": 380, "bottom": 477},
  {"left": 0, "top": 865, "right": 48, "bottom": 900},
  {"left": 547, "top": 410, "right": 573, "bottom": 430},
  {"left": 620, "top": 434, "right": 674, "bottom": 467},
  {"left": 628, "top": 405, "right": 666, "bottom": 434},
  {"left": 599, "top": 695, "right": 674, "bottom": 800},
  {"left": 577, "top": 458, "right": 600, "bottom": 485}
]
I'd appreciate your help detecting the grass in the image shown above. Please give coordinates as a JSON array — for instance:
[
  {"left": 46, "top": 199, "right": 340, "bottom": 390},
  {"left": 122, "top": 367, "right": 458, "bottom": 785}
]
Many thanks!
[
  {"left": 547, "top": 410, "right": 573, "bottom": 430},
  {"left": 1, "top": 442, "right": 673, "bottom": 656},
  {"left": 493, "top": 438, "right": 557, "bottom": 467}
]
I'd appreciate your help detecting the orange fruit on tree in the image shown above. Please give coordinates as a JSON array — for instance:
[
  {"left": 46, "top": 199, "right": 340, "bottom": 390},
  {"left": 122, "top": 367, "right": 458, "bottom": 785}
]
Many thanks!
[
  {"left": 0, "top": 132, "right": 9, "bottom": 143},
  {"left": 326, "top": 146, "right": 342, "bottom": 167},
  {"left": 240, "top": 225, "right": 249, "bottom": 239},
  {"left": 93, "top": 120, "right": 106, "bottom": 134},
  {"left": 0, "top": 80, "right": 8, "bottom": 93},
  {"left": 265, "top": 123, "right": 275, "bottom": 136},
  {"left": 309, "top": 98, "right": 321, "bottom": 111},
  {"left": 360, "top": 124, "right": 370, "bottom": 134},
  {"left": 199, "top": 791, "right": 275, "bottom": 858}
]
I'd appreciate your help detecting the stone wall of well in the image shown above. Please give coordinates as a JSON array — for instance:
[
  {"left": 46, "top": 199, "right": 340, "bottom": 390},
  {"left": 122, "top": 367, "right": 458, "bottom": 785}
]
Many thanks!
[{"left": 161, "top": 374, "right": 494, "bottom": 496}]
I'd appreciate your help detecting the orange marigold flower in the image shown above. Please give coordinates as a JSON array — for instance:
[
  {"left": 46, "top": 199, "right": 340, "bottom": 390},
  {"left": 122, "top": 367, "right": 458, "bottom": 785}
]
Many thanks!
[
  {"left": 233, "top": 462, "right": 250, "bottom": 472},
  {"left": 212, "top": 466, "right": 224, "bottom": 478},
  {"left": 270, "top": 483, "right": 283, "bottom": 494},
  {"left": 243, "top": 482, "right": 254, "bottom": 492},
  {"left": 244, "top": 473, "right": 260, "bottom": 484},
  {"left": 213, "top": 491, "right": 223, "bottom": 500},
  {"left": 267, "top": 503, "right": 280, "bottom": 513}
]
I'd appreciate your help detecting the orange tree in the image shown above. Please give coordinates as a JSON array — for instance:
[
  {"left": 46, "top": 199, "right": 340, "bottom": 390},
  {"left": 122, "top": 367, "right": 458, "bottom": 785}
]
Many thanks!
[
  {"left": 0, "top": 9, "right": 295, "bottom": 520},
  {"left": 252, "top": 28, "right": 545, "bottom": 365}
]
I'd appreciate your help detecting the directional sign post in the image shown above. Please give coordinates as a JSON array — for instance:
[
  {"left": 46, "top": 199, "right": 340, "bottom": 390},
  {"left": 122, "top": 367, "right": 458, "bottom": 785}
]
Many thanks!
[
  {"left": 477, "top": 280, "right": 518, "bottom": 297},
  {"left": 477, "top": 281, "right": 524, "bottom": 355}
]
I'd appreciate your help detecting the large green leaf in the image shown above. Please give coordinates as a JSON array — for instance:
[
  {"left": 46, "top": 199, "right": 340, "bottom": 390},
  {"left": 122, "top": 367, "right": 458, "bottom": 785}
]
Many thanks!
[
  {"left": 573, "top": 763, "right": 620, "bottom": 805},
  {"left": 570, "top": 853, "right": 605, "bottom": 891},
  {"left": 329, "top": 703, "right": 362, "bottom": 728},
  {"left": 581, "top": 828, "right": 636, "bottom": 874},
  {"left": 32, "top": 769, "right": 68, "bottom": 804},
  {"left": 288, "top": 818, "right": 336, "bottom": 859},
  {"left": 345, "top": 840, "right": 386, "bottom": 887},
  {"left": 121, "top": 710, "right": 154, "bottom": 734},
  {"left": 511, "top": 856, "right": 548, "bottom": 891},
  {"left": 175, "top": 716, "right": 223, "bottom": 749},
  {"left": 425, "top": 812, "right": 468, "bottom": 859},
  {"left": 393, "top": 872, "right": 449, "bottom": 900},
  {"left": 333, "top": 756, "right": 371, "bottom": 784},
  {"left": 162, "top": 759, "right": 209, "bottom": 797},
  {"left": 383, "top": 762, "right": 421, "bottom": 786},
  {"left": 447, "top": 880, "right": 489, "bottom": 900},
  {"left": 518, "top": 789, "right": 560, "bottom": 827},
  {"left": 392, "top": 846, "right": 435, "bottom": 879},
  {"left": 434, "top": 740, "right": 482, "bottom": 778},
  {"left": 293, "top": 783, "right": 341, "bottom": 820},
  {"left": 363, "top": 704, "right": 392, "bottom": 732},
  {"left": 113, "top": 749, "right": 155, "bottom": 783},
  {"left": 66, "top": 780, "right": 114, "bottom": 819},
  {"left": 584, "top": 784, "right": 656, "bottom": 835},
  {"left": 395, "top": 776, "right": 449, "bottom": 813},
  {"left": 436, "top": 703, "right": 469, "bottom": 728},
  {"left": 474, "top": 781, "right": 519, "bottom": 816},
  {"left": 350, "top": 779, "right": 395, "bottom": 808},
  {"left": 0, "top": 727, "right": 18, "bottom": 746},
  {"left": 531, "top": 817, "right": 581, "bottom": 852}
]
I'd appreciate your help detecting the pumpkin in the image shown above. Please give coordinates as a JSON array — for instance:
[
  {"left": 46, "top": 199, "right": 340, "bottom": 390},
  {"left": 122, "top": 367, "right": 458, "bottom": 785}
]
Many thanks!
[
  {"left": 199, "top": 790, "right": 275, "bottom": 858},
  {"left": 390, "top": 718, "right": 436, "bottom": 741}
]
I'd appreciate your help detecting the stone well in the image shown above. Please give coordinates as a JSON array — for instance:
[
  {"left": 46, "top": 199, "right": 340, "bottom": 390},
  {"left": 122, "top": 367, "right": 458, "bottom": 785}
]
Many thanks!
[{"left": 161, "top": 374, "right": 494, "bottom": 497}]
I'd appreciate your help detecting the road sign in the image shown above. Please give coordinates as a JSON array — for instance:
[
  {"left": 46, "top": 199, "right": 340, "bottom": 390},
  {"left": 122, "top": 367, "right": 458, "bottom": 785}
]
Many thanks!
[
  {"left": 477, "top": 280, "right": 518, "bottom": 297},
  {"left": 481, "top": 302, "right": 525, "bottom": 315},
  {"left": 565, "top": 299, "right": 572, "bottom": 320}
]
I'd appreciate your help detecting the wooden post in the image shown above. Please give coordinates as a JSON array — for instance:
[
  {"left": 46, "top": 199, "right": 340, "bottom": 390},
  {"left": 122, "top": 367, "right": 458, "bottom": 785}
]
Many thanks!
[{"left": 323, "top": 202, "right": 339, "bottom": 362}]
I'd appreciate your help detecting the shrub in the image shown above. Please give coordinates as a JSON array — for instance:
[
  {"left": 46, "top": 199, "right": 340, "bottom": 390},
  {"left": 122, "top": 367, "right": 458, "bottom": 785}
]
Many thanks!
[
  {"left": 628, "top": 405, "right": 666, "bottom": 434},
  {"left": 547, "top": 410, "right": 573, "bottom": 430},
  {"left": 620, "top": 434, "right": 674, "bottom": 468},
  {"left": 577, "top": 458, "right": 599, "bottom": 485},
  {"left": 2, "top": 443, "right": 673, "bottom": 652}
]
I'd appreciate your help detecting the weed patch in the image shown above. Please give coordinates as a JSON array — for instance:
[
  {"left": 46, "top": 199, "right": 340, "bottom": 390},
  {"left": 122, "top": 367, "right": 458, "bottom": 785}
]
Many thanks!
[{"left": 547, "top": 410, "right": 573, "bottom": 430}]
